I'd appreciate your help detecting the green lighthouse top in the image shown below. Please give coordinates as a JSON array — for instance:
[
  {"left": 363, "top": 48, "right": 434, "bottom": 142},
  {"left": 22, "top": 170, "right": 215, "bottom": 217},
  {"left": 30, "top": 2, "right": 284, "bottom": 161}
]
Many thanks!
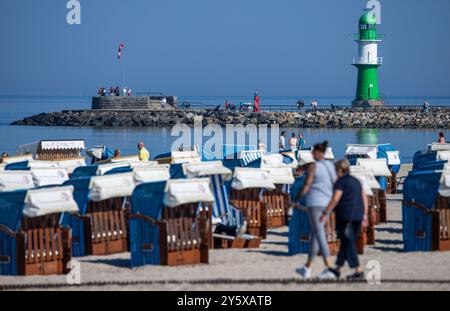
[
  {"left": 359, "top": 12, "right": 377, "bottom": 25},
  {"left": 356, "top": 11, "right": 380, "bottom": 41}
]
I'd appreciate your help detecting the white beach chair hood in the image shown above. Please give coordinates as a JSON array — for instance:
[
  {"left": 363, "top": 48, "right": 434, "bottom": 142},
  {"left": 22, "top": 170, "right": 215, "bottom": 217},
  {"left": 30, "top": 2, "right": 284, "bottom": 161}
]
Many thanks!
[
  {"left": 171, "top": 150, "right": 201, "bottom": 164},
  {"left": 110, "top": 155, "right": 141, "bottom": 163},
  {"left": 356, "top": 158, "right": 392, "bottom": 177},
  {"left": 133, "top": 165, "right": 171, "bottom": 184},
  {"left": 89, "top": 173, "right": 136, "bottom": 202},
  {"left": 96, "top": 162, "right": 131, "bottom": 176},
  {"left": 350, "top": 166, "right": 381, "bottom": 196},
  {"left": 164, "top": 178, "right": 215, "bottom": 208},
  {"left": 266, "top": 166, "right": 295, "bottom": 185},
  {"left": 430, "top": 143, "right": 450, "bottom": 152},
  {"left": 298, "top": 150, "right": 315, "bottom": 166},
  {"left": 23, "top": 186, "right": 79, "bottom": 218},
  {"left": 345, "top": 144, "right": 378, "bottom": 159},
  {"left": 31, "top": 168, "right": 69, "bottom": 187},
  {"left": 182, "top": 161, "right": 232, "bottom": 180},
  {"left": 2, "top": 154, "right": 33, "bottom": 165},
  {"left": 0, "top": 171, "right": 35, "bottom": 192},
  {"left": 231, "top": 168, "right": 276, "bottom": 191}
]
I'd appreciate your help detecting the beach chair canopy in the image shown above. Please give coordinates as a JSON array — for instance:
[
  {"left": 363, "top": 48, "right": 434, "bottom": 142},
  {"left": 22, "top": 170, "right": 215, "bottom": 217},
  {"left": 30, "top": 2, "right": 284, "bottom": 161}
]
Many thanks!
[
  {"left": 231, "top": 167, "right": 275, "bottom": 191},
  {"left": 345, "top": 144, "right": 378, "bottom": 159},
  {"left": 0, "top": 190, "right": 28, "bottom": 231},
  {"left": 54, "top": 158, "right": 86, "bottom": 175},
  {"left": 261, "top": 154, "right": 284, "bottom": 168},
  {"left": 266, "top": 166, "right": 295, "bottom": 185},
  {"left": 182, "top": 161, "right": 232, "bottom": 179},
  {"left": 430, "top": 143, "right": 450, "bottom": 152},
  {"left": 2, "top": 155, "right": 33, "bottom": 166},
  {"left": 164, "top": 178, "right": 215, "bottom": 208},
  {"left": 437, "top": 151, "right": 450, "bottom": 162},
  {"left": 350, "top": 167, "right": 381, "bottom": 196},
  {"left": 403, "top": 170, "right": 442, "bottom": 210},
  {"left": 240, "top": 150, "right": 265, "bottom": 167},
  {"left": 129, "top": 161, "right": 159, "bottom": 169},
  {"left": 89, "top": 173, "right": 136, "bottom": 202},
  {"left": 26, "top": 160, "right": 60, "bottom": 169},
  {"left": 356, "top": 159, "right": 392, "bottom": 177},
  {"left": 19, "top": 140, "right": 85, "bottom": 157},
  {"left": 110, "top": 155, "right": 141, "bottom": 164},
  {"left": 171, "top": 150, "right": 202, "bottom": 164},
  {"left": 133, "top": 165, "right": 171, "bottom": 184},
  {"left": 96, "top": 162, "right": 131, "bottom": 176},
  {"left": 280, "top": 151, "right": 299, "bottom": 168},
  {"left": 222, "top": 145, "right": 256, "bottom": 160},
  {"left": 298, "top": 150, "right": 315, "bottom": 166},
  {"left": 23, "top": 186, "right": 79, "bottom": 218},
  {"left": 31, "top": 168, "right": 69, "bottom": 187},
  {"left": 0, "top": 171, "right": 35, "bottom": 192}
]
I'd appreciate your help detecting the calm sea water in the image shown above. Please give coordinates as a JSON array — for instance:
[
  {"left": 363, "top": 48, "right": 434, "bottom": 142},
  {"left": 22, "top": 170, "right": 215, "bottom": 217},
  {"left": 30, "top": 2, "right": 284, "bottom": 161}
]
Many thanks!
[{"left": 1, "top": 96, "right": 449, "bottom": 162}]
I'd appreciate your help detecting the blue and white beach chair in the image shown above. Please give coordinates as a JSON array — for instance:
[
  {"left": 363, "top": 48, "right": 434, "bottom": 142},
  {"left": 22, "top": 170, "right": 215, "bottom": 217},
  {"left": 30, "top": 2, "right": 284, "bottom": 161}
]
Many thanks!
[
  {"left": 129, "top": 178, "right": 214, "bottom": 267},
  {"left": 0, "top": 186, "right": 78, "bottom": 276}
]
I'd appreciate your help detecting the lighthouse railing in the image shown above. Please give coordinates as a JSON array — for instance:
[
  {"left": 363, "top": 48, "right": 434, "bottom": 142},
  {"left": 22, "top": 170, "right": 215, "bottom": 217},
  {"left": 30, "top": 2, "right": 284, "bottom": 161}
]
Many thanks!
[{"left": 352, "top": 57, "right": 383, "bottom": 65}]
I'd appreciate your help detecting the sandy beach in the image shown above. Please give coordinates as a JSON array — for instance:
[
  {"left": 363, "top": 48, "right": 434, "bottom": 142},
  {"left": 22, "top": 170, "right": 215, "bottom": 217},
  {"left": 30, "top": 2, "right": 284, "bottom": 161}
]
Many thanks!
[{"left": 1, "top": 193, "right": 450, "bottom": 291}]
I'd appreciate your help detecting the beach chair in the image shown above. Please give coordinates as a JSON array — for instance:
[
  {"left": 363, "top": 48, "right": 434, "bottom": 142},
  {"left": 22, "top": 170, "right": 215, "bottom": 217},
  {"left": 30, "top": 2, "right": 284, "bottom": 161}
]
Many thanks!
[
  {"left": 356, "top": 158, "right": 392, "bottom": 223},
  {"left": 229, "top": 168, "right": 275, "bottom": 239},
  {"left": 182, "top": 161, "right": 260, "bottom": 249},
  {"left": 345, "top": 144, "right": 401, "bottom": 194},
  {"left": 129, "top": 178, "right": 214, "bottom": 267},
  {"left": 18, "top": 140, "right": 85, "bottom": 161},
  {"left": 260, "top": 157, "right": 295, "bottom": 228},
  {"left": 0, "top": 186, "right": 78, "bottom": 275},
  {"left": 402, "top": 170, "right": 450, "bottom": 252},
  {"left": 0, "top": 154, "right": 33, "bottom": 166},
  {"left": 350, "top": 166, "right": 383, "bottom": 245},
  {"left": 63, "top": 166, "right": 171, "bottom": 256}
]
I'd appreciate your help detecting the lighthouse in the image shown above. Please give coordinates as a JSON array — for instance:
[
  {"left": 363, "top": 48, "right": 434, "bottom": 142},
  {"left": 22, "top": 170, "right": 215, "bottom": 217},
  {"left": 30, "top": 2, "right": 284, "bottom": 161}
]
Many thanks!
[{"left": 352, "top": 9, "right": 384, "bottom": 108}]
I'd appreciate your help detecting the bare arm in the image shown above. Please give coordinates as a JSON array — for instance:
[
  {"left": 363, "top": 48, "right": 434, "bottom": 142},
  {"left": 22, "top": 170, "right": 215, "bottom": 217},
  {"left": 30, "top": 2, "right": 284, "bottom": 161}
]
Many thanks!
[
  {"left": 362, "top": 187, "right": 369, "bottom": 226},
  {"left": 324, "top": 190, "right": 343, "bottom": 217}
]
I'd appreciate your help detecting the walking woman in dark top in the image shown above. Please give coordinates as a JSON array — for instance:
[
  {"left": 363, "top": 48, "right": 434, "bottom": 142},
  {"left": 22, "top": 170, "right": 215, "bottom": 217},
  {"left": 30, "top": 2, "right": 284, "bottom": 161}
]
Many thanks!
[{"left": 320, "top": 159, "right": 369, "bottom": 280}]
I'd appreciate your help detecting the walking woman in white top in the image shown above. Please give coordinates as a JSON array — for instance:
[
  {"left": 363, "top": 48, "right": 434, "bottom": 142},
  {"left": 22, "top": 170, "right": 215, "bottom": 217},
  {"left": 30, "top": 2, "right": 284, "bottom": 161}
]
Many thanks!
[{"left": 288, "top": 133, "right": 298, "bottom": 151}]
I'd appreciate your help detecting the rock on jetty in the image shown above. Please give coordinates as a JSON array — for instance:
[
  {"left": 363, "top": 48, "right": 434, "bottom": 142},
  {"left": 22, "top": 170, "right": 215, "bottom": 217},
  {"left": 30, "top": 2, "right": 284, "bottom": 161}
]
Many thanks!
[{"left": 11, "top": 108, "right": 450, "bottom": 128}]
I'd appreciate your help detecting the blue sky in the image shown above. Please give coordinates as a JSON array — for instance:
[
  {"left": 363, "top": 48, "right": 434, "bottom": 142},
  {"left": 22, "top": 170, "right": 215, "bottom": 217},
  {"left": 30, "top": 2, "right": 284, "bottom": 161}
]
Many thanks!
[{"left": 0, "top": 0, "right": 449, "bottom": 97}]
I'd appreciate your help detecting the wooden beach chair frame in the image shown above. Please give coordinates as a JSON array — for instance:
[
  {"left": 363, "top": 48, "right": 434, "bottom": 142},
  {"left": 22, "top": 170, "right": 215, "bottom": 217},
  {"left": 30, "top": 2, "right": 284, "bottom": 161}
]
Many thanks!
[
  {"left": 129, "top": 180, "right": 213, "bottom": 267},
  {"left": 229, "top": 188, "right": 268, "bottom": 239}
]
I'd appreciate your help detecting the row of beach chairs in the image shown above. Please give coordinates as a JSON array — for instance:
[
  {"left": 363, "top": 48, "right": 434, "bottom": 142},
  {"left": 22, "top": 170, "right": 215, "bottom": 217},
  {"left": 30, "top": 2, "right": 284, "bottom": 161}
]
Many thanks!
[
  {"left": 403, "top": 142, "right": 450, "bottom": 252},
  {"left": 1, "top": 141, "right": 403, "bottom": 276}
]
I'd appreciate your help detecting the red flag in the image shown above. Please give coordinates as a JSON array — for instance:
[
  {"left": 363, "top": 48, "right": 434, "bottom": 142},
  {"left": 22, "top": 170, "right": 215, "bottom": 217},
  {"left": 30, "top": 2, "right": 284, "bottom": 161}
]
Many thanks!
[{"left": 118, "top": 43, "right": 125, "bottom": 60}]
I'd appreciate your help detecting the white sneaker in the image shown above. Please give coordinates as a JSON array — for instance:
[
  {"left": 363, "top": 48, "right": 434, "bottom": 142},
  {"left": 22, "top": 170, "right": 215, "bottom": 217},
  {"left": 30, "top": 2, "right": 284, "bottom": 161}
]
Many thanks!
[
  {"left": 295, "top": 266, "right": 311, "bottom": 279},
  {"left": 318, "top": 268, "right": 337, "bottom": 280}
]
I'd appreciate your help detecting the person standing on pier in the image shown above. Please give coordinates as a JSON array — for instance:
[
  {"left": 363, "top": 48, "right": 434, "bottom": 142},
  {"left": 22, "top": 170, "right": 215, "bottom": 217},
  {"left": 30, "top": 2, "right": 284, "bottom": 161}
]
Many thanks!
[
  {"left": 298, "top": 133, "right": 306, "bottom": 150},
  {"left": 253, "top": 92, "right": 261, "bottom": 113},
  {"left": 127, "top": 88, "right": 132, "bottom": 97},
  {"left": 138, "top": 142, "right": 150, "bottom": 161},
  {"left": 123, "top": 86, "right": 128, "bottom": 97},
  {"left": 288, "top": 133, "right": 298, "bottom": 151},
  {"left": 439, "top": 132, "right": 446, "bottom": 144},
  {"left": 279, "top": 131, "right": 286, "bottom": 151}
]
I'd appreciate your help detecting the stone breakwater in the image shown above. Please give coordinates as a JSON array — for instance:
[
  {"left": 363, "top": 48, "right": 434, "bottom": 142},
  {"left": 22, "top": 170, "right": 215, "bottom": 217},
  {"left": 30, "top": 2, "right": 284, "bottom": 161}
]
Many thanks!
[{"left": 11, "top": 108, "right": 450, "bottom": 128}]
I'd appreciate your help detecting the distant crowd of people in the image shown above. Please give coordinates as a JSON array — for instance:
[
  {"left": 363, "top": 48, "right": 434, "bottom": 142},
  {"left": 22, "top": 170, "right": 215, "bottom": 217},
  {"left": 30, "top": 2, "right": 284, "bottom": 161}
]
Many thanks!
[
  {"left": 224, "top": 92, "right": 261, "bottom": 113},
  {"left": 279, "top": 131, "right": 307, "bottom": 151},
  {"left": 98, "top": 86, "right": 132, "bottom": 97}
]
